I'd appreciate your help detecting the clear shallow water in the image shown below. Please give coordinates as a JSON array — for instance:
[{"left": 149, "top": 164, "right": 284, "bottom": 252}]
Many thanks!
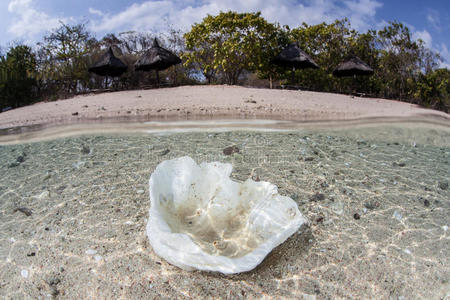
[{"left": 0, "top": 122, "right": 449, "bottom": 299}]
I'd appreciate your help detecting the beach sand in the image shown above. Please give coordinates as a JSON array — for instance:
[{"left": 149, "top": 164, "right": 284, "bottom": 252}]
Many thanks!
[{"left": 0, "top": 85, "right": 448, "bottom": 130}]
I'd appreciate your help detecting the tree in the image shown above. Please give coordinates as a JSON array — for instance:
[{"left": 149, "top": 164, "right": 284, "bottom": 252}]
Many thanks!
[
  {"left": 39, "top": 22, "right": 97, "bottom": 95},
  {"left": 0, "top": 45, "right": 37, "bottom": 109},
  {"left": 289, "top": 19, "right": 356, "bottom": 91},
  {"left": 184, "top": 11, "right": 280, "bottom": 85},
  {"left": 377, "top": 22, "right": 423, "bottom": 100},
  {"left": 414, "top": 68, "right": 450, "bottom": 111}
]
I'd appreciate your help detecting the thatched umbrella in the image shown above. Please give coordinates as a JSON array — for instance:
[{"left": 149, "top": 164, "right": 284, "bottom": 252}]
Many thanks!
[
  {"left": 88, "top": 47, "right": 127, "bottom": 88},
  {"left": 272, "top": 43, "right": 319, "bottom": 86},
  {"left": 333, "top": 55, "right": 373, "bottom": 77},
  {"left": 333, "top": 56, "right": 373, "bottom": 95},
  {"left": 134, "top": 38, "right": 181, "bottom": 86}
]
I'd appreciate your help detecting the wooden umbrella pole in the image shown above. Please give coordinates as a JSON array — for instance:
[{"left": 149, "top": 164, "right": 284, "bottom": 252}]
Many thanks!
[
  {"left": 291, "top": 67, "right": 295, "bottom": 86},
  {"left": 156, "top": 70, "right": 160, "bottom": 88}
]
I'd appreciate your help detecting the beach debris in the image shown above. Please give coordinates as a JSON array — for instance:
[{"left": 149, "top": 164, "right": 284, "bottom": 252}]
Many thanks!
[
  {"left": 353, "top": 213, "right": 361, "bottom": 220},
  {"left": 46, "top": 277, "right": 60, "bottom": 297},
  {"left": 56, "top": 185, "right": 66, "bottom": 194},
  {"left": 244, "top": 99, "right": 257, "bottom": 104},
  {"left": 94, "top": 255, "right": 103, "bottom": 262},
  {"left": 8, "top": 161, "right": 20, "bottom": 168},
  {"left": 43, "top": 171, "right": 51, "bottom": 180},
  {"left": 159, "top": 149, "right": 170, "bottom": 156},
  {"left": 147, "top": 156, "right": 307, "bottom": 274},
  {"left": 72, "top": 161, "right": 85, "bottom": 169},
  {"left": 364, "top": 200, "right": 380, "bottom": 210},
  {"left": 137, "top": 189, "right": 145, "bottom": 194},
  {"left": 72, "top": 112, "right": 79, "bottom": 116},
  {"left": 14, "top": 207, "right": 32, "bottom": 216},
  {"left": 310, "top": 193, "right": 325, "bottom": 201},
  {"left": 8, "top": 152, "right": 26, "bottom": 168},
  {"left": 438, "top": 181, "right": 448, "bottom": 190},
  {"left": 33, "top": 190, "right": 50, "bottom": 200},
  {"left": 27, "top": 252, "right": 36, "bottom": 257},
  {"left": 304, "top": 157, "right": 314, "bottom": 161},
  {"left": 16, "top": 154, "right": 26, "bottom": 163},
  {"left": 301, "top": 293, "right": 317, "bottom": 300},
  {"left": 85, "top": 249, "right": 97, "bottom": 255},
  {"left": 393, "top": 161, "right": 406, "bottom": 167},
  {"left": 223, "top": 145, "right": 239, "bottom": 155},
  {"left": 331, "top": 201, "right": 344, "bottom": 215},
  {"left": 81, "top": 145, "right": 90, "bottom": 154},
  {"left": 252, "top": 174, "right": 260, "bottom": 182},
  {"left": 21, "top": 269, "right": 29, "bottom": 278},
  {"left": 423, "top": 199, "right": 430, "bottom": 207},
  {"left": 393, "top": 210, "right": 402, "bottom": 221}
]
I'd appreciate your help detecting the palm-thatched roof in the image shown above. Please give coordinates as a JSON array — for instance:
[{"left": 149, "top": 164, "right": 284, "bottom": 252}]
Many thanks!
[
  {"left": 134, "top": 38, "right": 181, "bottom": 71},
  {"left": 272, "top": 43, "right": 319, "bottom": 69},
  {"left": 88, "top": 47, "right": 127, "bottom": 77},
  {"left": 333, "top": 56, "right": 374, "bottom": 77}
]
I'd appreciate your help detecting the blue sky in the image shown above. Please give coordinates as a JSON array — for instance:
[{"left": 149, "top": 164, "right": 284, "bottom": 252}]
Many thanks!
[{"left": 2, "top": 0, "right": 449, "bottom": 67}]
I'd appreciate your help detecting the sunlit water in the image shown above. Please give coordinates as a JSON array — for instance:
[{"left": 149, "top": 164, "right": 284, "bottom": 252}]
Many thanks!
[{"left": 0, "top": 122, "right": 449, "bottom": 299}]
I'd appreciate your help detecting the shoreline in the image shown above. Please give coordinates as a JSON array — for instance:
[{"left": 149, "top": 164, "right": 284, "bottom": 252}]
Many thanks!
[
  {"left": 0, "top": 85, "right": 448, "bottom": 132},
  {"left": 1, "top": 117, "right": 449, "bottom": 145}
]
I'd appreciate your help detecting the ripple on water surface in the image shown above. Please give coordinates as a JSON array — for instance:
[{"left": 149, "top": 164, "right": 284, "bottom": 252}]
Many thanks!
[{"left": 0, "top": 123, "right": 449, "bottom": 299}]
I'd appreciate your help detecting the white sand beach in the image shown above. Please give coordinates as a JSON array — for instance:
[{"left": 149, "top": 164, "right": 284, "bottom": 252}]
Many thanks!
[{"left": 0, "top": 85, "right": 448, "bottom": 130}]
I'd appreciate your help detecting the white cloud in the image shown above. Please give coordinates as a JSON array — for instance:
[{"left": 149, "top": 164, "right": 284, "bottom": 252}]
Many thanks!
[
  {"left": 89, "top": 8, "right": 104, "bottom": 17},
  {"left": 413, "top": 29, "right": 432, "bottom": 48},
  {"left": 7, "top": 0, "right": 66, "bottom": 40},
  {"left": 411, "top": 30, "right": 449, "bottom": 69},
  {"left": 90, "top": 0, "right": 384, "bottom": 35},
  {"left": 438, "top": 43, "right": 450, "bottom": 69},
  {"left": 426, "top": 9, "right": 440, "bottom": 31}
]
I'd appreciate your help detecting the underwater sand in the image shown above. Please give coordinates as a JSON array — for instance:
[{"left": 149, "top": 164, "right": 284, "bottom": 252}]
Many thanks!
[{"left": 0, "top": 122, "right": 449, "bottom": 299}]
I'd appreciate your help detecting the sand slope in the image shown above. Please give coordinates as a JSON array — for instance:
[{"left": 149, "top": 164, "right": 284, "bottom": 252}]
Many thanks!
[{"left": 0, "top": 85, "right": 448, "bottom": 129}]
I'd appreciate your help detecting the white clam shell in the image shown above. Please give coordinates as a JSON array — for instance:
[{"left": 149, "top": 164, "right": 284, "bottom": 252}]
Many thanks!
[{"left": 146, "top": 156, "right": 306, "bottom": 274}]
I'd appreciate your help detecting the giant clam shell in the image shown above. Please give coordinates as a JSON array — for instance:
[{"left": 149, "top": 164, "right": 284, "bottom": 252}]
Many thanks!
[{"left": 146, "top": 156, "right": 306, "bottom": 274}]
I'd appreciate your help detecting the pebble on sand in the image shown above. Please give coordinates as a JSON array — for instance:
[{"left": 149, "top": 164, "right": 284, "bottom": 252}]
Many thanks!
[
  {"left": 15, "top": 207, "right": 32, "bottom": 216},
  {"left": 438, "top": 181, "right": 448, "bottom": 190},
  {"left": 81, "top": 145, "right": 90, "bottom": 154},
  {"left": 310, "top": 193, "right": 325, "bottom": 201},
  {"left": 159, "top": 149, "right": 170, "bottom": 156},
  {"left": 223, "top": 145, "right": 239, "bottom": 155}
]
